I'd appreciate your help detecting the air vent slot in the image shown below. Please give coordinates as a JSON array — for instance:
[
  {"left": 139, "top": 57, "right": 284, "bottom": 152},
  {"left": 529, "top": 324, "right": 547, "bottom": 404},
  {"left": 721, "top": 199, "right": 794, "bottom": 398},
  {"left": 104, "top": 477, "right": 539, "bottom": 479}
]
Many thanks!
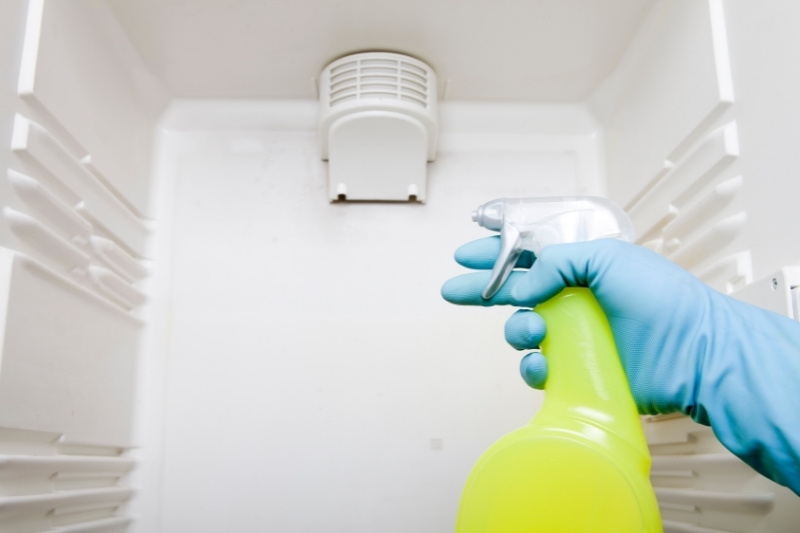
[
  {"left": 319, "top": 52, "right": 438, "bottom": 202},
  {"left": 326, "top": 55, "right": 433, "bottom": 110}
]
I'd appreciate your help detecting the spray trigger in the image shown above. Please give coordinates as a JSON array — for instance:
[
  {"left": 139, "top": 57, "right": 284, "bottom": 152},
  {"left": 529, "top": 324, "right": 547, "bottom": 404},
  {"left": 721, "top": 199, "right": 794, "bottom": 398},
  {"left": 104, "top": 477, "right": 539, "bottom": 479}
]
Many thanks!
[
  {"left": 472, "top": 196, "right": 635, "bottom": 300},
  {"left": 482, "top": 224, "right": 523, "bottom": 299}
]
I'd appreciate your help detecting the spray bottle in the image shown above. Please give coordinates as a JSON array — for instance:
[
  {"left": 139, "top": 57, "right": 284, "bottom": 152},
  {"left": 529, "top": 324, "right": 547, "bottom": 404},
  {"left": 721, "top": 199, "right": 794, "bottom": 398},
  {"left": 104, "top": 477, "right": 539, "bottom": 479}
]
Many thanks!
[{"left": 456, "top": 197, "right": 662, "bottom": 532}]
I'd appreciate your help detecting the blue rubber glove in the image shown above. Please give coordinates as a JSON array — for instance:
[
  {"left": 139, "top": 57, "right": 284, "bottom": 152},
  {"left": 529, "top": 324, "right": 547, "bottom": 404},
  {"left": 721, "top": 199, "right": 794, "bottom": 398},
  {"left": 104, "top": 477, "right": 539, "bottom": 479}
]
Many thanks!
[{"left": 441, "top": 237, "right": 800, "bottom": 495}]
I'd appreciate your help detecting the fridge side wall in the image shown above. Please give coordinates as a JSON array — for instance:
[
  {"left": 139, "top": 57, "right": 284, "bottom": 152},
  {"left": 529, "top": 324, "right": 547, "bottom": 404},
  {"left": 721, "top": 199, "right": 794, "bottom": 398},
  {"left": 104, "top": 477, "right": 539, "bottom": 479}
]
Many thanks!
[
  {"left": 597, "top": 1, "right": 800, "bottom": 531},
  {"left": 0, "top": 0, "right": 167, "bottom": 531},
  {"left": 600, "top": 0, "right": 800, "bottom": 289}
]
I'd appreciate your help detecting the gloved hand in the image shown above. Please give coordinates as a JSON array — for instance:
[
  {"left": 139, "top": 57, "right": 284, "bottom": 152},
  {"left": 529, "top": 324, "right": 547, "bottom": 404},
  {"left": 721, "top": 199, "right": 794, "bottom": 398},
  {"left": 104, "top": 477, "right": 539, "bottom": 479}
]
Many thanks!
[{"left": 441, "top": 237, "right": 800, "bottom": 495}]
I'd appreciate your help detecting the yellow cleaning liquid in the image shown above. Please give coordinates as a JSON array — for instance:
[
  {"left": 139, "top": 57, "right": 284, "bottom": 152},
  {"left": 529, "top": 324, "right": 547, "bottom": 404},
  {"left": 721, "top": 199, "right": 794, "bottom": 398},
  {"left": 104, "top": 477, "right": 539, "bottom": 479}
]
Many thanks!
[{"left": 456, "top": 288, "right": 662, "bottom": 532}]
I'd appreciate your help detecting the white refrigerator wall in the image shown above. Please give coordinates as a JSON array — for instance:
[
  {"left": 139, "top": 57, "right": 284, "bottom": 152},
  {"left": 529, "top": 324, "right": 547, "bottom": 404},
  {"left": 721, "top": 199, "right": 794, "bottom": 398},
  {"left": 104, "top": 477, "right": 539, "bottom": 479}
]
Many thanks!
[
  {"left": 150, "top": 102, "right": 601, "bottom": 532},
  {"left": 0, "top": 1, "right": 166, "bottom": 532},
  {"left": 600, "top": 0, "right": 800, "bottom": 291},
  {"left": 1, "top": 1, "right": 799, "bottom": 533}
]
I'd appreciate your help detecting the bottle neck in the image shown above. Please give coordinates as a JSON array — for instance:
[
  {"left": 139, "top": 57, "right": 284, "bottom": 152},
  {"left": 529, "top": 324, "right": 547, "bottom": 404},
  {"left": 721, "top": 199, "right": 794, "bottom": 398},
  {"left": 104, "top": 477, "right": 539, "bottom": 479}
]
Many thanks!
[{"left": 534, "top": 288, "right": 649, "bottom": 458}]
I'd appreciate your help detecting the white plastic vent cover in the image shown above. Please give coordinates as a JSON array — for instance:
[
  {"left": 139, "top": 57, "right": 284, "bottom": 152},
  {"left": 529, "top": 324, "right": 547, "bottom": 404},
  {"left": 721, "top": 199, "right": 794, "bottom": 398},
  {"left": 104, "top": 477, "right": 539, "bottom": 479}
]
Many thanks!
[{"left": 319, "top": 52, "right": 438, "bottom": 202}]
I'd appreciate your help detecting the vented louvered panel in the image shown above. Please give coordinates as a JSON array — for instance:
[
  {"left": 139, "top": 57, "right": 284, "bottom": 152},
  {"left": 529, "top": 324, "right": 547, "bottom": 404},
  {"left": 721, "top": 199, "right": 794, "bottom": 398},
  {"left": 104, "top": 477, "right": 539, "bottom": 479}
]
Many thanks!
[
  {"left": 328, "top": 57, "right": 432, "bottom": 109},
  {"left": 318, "top": 52, "right": 438, "bottom": 201}
]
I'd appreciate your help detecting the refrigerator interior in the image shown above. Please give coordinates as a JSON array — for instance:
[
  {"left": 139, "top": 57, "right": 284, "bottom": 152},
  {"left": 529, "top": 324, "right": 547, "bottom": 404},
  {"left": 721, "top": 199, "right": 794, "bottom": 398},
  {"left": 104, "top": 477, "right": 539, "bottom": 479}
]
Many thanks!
[{"left": 1, "top": 0, "right": 799, "bottom": 532}]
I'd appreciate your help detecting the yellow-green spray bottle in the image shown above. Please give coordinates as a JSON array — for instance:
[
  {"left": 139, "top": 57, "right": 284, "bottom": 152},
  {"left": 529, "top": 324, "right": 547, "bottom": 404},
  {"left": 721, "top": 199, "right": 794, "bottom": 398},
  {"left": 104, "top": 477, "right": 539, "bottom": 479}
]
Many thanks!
[{"left": 456, "top": 197, "right": 662, "bottom": 533}]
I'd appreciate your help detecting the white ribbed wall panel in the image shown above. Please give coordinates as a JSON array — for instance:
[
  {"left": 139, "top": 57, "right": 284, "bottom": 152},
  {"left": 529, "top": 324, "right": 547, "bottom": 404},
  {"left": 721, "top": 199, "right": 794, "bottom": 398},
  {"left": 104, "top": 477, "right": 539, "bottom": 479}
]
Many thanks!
[
  {"left": 604, "top": 1, "right": 800, "bottom": 531},
  {"left": 0, "top": 429, "right": 133, "bottom": 533},
  {"left": 0, "top": 0, "right": 168, "bottom": 531}
]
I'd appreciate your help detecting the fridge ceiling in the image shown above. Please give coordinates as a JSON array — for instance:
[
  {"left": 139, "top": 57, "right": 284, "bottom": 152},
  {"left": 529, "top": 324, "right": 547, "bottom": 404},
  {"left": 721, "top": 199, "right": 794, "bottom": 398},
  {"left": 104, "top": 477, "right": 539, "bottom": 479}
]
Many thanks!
[{"left": 102, "top": 0, "right": 656, "bottom": 102}]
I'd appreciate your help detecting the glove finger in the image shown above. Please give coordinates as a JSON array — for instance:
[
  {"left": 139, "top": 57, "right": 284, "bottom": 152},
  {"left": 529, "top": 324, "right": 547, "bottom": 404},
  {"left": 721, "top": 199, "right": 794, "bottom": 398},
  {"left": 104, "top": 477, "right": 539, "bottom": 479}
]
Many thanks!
[
  {"left": 454, "top": 236, "right": 535, "bottom": 270},
  {"left": 441, "top": 270, "right": 530, "bottom": 306},
  {"left": 520, "top": 351, "right": 548, "bottom": 389},
  {"left": 504, "top": 309, "right": 546, "bottom": 350},
  {"left": 510, "top": 242, "right": 594, "bottom": 306}
]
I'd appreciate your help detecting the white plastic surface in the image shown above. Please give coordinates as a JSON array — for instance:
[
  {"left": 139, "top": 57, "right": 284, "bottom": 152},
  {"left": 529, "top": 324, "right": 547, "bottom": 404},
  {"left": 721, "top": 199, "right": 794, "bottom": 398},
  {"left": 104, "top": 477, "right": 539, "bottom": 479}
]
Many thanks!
[
  {"left": 603, "top": 0, "right": 734, "bottom": 210},
  {"left": 102, "top": 0, "right": 657, "bottom": 102},
  {"left": 732, "top": 268, "right": 800, "bottom": 321},
  {"left": 151, "top": 101, "right": 595, "bottom": 533},
  {"left": 18, "top": 0, "right": 168, "bottom": 218},
  {"left": 0, "top": 249, "right": 141, "bottom": 446},
  {"left": 327, "top": 110, "right": 428, "bottom": 201},
  {"left": 319, "top": 52, "right": 438, "bottom": 202}
]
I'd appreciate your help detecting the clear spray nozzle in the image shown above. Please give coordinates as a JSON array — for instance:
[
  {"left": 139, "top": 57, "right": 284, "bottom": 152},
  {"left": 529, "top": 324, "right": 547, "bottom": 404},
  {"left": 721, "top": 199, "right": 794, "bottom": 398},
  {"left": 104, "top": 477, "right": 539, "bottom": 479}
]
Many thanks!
[{"left": 474, "top": 197, "right": 635, "bottom": 299}]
